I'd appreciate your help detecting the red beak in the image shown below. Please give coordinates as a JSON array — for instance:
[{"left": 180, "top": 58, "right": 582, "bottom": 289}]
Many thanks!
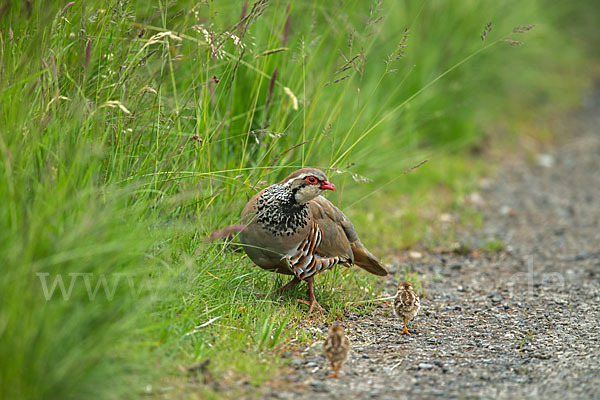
[{"left": 320, "top": 180, "right": 336, "bottom": 191}]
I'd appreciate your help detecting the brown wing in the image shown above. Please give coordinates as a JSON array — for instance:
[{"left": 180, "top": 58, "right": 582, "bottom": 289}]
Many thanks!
[{"left": 309, "top": 196, "right": 388, "bottom": 276}]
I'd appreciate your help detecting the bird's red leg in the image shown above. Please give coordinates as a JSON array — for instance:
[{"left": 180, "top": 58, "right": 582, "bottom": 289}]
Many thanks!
[
  {"left": 328, "top": 362, "right": 339, "bottom": 378},
  {"left": 295, "top": 278, "right": 324, "bottom": 313},
  {"left": 276, "top": 276, "right": 301, "bottom": 293},
  {"left": 401, "top": 317, "right": 411, "bottom": 335},
  {"left": 307, "top": 278, "right": 324, "bottom": 313}
]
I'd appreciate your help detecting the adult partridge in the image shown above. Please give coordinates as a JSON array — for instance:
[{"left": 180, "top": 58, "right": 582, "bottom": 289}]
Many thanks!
[
  {"left": 239, "top": 168, "right": 388, "bottom": 312},
  {"left": 394, "top": 281, "right": 420, "bottom": 335}
]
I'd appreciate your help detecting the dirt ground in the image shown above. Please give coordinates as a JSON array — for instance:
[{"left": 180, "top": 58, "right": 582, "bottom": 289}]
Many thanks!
[{"left": 260, "top": 92, "right": 600, "bottom": 399}]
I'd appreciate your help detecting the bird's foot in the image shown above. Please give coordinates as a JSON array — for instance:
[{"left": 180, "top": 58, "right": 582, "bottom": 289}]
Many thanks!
[
  {"left": 303, "top": 278, "right": 325, "bottom": 314},
  {"left": 295, "top": 298, "right": 325, "bottom": 314},
  {"left": 400, "top": 326, "right": 411, "bottom": 335},
  {"left": 327, "top": 370, "right": 340, "bottom": 379}
]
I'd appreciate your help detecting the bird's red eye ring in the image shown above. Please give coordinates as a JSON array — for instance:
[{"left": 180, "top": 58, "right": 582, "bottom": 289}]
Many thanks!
[{"left": 305, "top": 176, "right": 318, "bottom": 184}]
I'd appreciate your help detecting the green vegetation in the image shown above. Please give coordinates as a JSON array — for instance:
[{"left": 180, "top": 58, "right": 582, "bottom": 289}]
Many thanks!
[
  {"left": 1, "top": 0, "right": 597, "bottom": 398},
  {"left": 482, "top": 238, "right": 506, "bottom": 253}
]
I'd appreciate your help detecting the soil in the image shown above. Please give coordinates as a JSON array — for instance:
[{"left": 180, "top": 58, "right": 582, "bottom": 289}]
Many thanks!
[{"left": 260, "top": 91, "right": 600, "bottom": 399}]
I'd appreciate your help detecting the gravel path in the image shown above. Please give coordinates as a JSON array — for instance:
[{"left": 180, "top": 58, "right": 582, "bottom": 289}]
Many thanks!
[{"left": 262, "top": 93, "right": 600, "bottom": 399}]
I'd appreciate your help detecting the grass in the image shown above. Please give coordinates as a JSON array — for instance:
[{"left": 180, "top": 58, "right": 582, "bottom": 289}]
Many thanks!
[
  {"left": 481, "top": 238, "right": 506, "bottom": 253},
  {"left": 0, "top": 0, "right": 598, "bottom": 398}
]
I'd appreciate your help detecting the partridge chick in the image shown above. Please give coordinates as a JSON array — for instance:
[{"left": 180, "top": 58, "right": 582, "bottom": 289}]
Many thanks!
[
  {"left": 394, "top": 281, "right": 420, "bottom": 335},
  {"left": 323, "top": 325, "right": 350, "bottom": 378},
  {"left": 238, "top": 168, "right": 388, "bottom": 313}
]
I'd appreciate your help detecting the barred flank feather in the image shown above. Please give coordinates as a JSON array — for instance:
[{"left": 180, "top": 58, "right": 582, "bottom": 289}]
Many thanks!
[{"left": 288, "top": 222, "right": 342, "bottom": 280}]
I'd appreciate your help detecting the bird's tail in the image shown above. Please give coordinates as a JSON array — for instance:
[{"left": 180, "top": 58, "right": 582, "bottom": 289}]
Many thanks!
[
  {"left": 350, "top": 242, "right": 388, "bottom": 276},
  {"left": 206, "top": 224, "right": 245, "bottom": 242}
]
